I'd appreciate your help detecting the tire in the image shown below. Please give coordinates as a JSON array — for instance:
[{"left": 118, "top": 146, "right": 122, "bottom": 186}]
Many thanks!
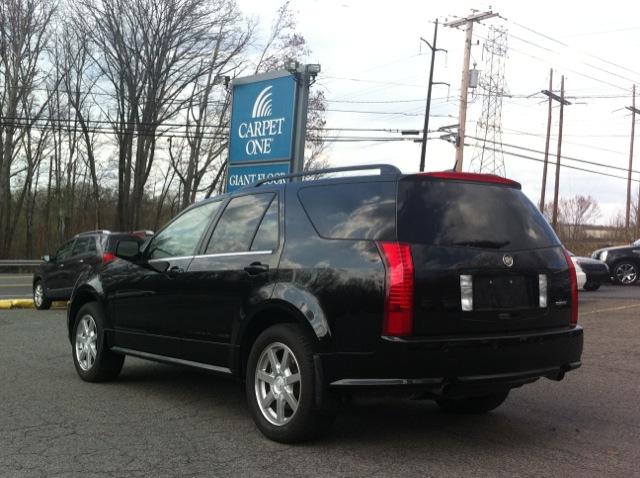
[
  {"left": 583, "top": 281, "right": 601, "bottom": 291},
  {"left": 246, "top": 323, "right": 329, "bottom": 443},
  {"left": 612, "top": 261, "right": 639, "bottom": 285},
  {"left": 436, "top": 390, "right": 510, "bottom": 415},
  {"left": 33, "top": 280, "right": 52, "bottom": 310},
  {"left": 72, "top": 302, "right": 124, "bottom": 382}
]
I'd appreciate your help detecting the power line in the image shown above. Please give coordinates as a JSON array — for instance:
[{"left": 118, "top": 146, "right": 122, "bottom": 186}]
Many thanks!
[
  {"left": 463, "top": 141, "right": 640, "bottom": 183},
  {"left": 509, "top": 20, "right": 640, "bottom": 79},
  {"left": 467, "top": 134, "right": 640, "bottom": 175}
]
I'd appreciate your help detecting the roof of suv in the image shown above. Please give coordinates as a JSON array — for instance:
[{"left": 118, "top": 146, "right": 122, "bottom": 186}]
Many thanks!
[{"left": 243, "top": 164, "right": 521, "bottom": 192}]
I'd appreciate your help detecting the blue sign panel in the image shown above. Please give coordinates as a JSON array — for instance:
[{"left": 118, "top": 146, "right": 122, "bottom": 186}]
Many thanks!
[
  {"left": 228, "top": 74, "right": 297, "bottom": 164},
  {"left": 227, "top": 162, "right": 290, "bottom": 192}
]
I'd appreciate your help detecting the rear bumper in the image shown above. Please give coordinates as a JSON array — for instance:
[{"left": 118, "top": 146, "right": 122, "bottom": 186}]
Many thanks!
[
  {"left": 321, "top": 326, "right": 583, "bottom": 393},
  {"left": 584, "top": 270, "right": 610, "bottom": 283}
]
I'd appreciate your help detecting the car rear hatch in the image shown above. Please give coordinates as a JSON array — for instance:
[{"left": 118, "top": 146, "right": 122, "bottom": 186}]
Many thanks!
[{"left": 396, "top": 173, "right": 573, "bottom": 336}]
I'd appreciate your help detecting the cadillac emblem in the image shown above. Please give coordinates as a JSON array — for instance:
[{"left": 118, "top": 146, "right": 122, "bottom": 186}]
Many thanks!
[{"left": 502, "top": 254, "right": 514, "bottom": 267}]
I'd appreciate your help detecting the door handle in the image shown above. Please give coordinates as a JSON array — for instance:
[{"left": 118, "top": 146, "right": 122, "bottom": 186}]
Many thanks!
[
  {"left": 244, "top": 262, "right": 269, "bottom": 275},
  {"left": 59, "top": 263, "right": 64, "bottom": 268}
]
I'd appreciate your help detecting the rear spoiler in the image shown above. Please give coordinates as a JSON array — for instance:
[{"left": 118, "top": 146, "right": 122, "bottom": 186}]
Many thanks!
[{"left": 412, "top": 171, "right": 521, "bottom": 189}]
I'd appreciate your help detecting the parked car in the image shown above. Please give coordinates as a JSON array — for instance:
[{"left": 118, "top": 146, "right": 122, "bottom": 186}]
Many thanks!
[
  {"left": 32, "top": 230, "right": 151, "bottom": 309},
  {"left": 570, "top": 253, "right": 609, "bottom": 291},
  {"left": 592, "top": 239, "right": 640, "bottom": 285},
  {"left": 66, "top": 166, "right": 583, "bottom": 443}
]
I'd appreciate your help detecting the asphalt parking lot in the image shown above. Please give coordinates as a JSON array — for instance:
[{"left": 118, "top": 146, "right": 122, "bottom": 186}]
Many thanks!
[{"left": 0, "top": 282, "right": 639, "bottom": 478}]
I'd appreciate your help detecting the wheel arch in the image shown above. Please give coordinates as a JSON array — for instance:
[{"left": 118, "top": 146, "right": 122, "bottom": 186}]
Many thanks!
[
  {"left": 67, "top": 286, "right": 103, "bottom": 342},
  {"left": 235, "top": 297, "right": 330, "bottom": 380}
]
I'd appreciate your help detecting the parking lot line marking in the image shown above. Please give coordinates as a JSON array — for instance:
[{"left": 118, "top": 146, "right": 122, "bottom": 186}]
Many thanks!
[
  {"left": 581, "top": 303, "right": 640, "bottom": 316},
  {"left": 0, "top": 283, "right": 31, "bottom": 287}
]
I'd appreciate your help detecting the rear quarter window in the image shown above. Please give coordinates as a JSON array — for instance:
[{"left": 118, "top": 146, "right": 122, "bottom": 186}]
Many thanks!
[{"left": 298, "top": 181, "right": 396, "bottom": 240}]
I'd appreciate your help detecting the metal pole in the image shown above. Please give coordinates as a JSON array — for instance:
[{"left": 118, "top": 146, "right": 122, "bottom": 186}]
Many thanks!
[
  {"left": 551, "top": 75, "right": 565, "bottom": 230},
  {"left": 540, "top": 68, "right": 553, "bottom": 212},
  {"left": 455, "top": 20, "right": 474, "bottom": 172},
  {"left": 419, "top": 19, "right": 438, "bottom": 172},
  {"left": 626, "top": 84, "right": 636, "bottom": 230},
  {"left": 292, "top": 67, "right": 311, "bottom": 174}
]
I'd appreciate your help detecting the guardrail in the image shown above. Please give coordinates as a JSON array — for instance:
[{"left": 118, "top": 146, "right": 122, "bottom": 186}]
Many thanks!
[
  {"left": 0, "top": 259, "right": 43, "bottom": 273},
  {"left": 0, "top": 260, "right": 43, "bottom": 266}
]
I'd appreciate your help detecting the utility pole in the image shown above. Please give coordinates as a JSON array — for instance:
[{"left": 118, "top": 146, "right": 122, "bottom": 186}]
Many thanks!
[
  {"left": 551, "top": 75, "right": 568, "bottom": 230},
  {"left": 445, "top": 10, "right": 498, "bottom": 172},
  {"left": 539, "top": 68, "right": 553, "bottom": 212},
  {"left": 625, "top": 84, "right": 639, "bottom": 230},
  {"left": 419, "top": 19, "right": 447, "bottom": 172}
]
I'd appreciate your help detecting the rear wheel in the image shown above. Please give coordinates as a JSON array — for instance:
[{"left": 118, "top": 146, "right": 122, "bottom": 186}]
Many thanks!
[
  {"left": 246, "top": 323, "right": 329, "bottom": 443},
  {"left": 72, "top": 302, "right": 124, "bottom": 382},
  {"left": 613, "top": 261, "right": 638, "bottom": 285},
  {"left": 583, "top": 281, "right": 601, "bottom": 291},
  {"left": 33, "top": 281, "right": 51, "bottom": 310},
  {"left": 436, "top": 390, "right": 510, "bottom": 414}
]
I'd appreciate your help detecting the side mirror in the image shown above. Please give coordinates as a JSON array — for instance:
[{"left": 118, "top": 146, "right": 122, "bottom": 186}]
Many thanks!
[
  {"left": 42, "top": 255, "right": 51, "bottom": 263},
  {"left": 115, "top": 240, "right": 141, "bottom": 261}
]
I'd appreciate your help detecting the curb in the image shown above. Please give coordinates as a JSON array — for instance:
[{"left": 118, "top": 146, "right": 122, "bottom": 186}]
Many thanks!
[
  {"left": 0, "top": 299, "right": 67, "bottom": 310},
  {"left": 0, "top": 299, "right": 36, "bottom": 309}
]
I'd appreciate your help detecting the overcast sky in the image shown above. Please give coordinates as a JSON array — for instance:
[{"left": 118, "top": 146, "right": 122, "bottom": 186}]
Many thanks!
[{"left": 236, "top": 0, "right": 640, "bottom": 222}]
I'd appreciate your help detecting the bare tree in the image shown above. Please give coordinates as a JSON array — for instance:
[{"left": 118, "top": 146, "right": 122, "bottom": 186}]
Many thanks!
[
  {"left": 545, "top": 195, "right": 601, "bottom": 242},
  {"left": 76, "top": 0, "right": 227, "bottom": 229},
  {"left": 0, "top": 0, "right": 57, "bottom": 257}
]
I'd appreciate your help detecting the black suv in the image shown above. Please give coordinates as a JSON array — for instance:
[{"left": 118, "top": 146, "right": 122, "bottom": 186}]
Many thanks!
[
  {"left": 67, "top": 165, "right": 583, "bottom": 443},
  {"left": 33, "top": 230, "right": 149, "bottom": 309},
  {"left": 592, "top": 239, "right": 640, "bottom": 285}
]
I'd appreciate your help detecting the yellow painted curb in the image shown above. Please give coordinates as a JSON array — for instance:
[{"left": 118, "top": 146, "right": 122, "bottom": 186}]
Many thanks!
[
  {"left": 0, "top": 299, "right": 35, "bottom": 309},
  {"left": 0, "top": 299, "right": 67, "bottom": 310}
]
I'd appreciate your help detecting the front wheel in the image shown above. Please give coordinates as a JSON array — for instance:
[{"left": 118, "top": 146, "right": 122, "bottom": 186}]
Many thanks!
[
  {"left": 246, "top": 323, "right": 329, "bottom": 443},
  {"left": 436, "top": 390, "right": 510, "bottom": 414},
  {"left": 72, "top": 302, "right": 124, "bottom": 382},
  {"left": 613, "top": 261, "right": 638, "bottom": 285},
  {"left": 33, "top": 281, "right": 51, "bottom": 310}
]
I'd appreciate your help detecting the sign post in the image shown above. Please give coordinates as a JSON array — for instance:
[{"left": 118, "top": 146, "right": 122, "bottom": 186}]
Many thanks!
[{"left": 225, "top": 64, "right": 320, "bottom": 192}]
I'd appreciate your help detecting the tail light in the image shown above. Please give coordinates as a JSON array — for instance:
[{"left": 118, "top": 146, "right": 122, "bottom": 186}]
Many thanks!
[
  {"left": 562, "top": 248, "right": 579, "bottom": 326},
  {"left": 377, "top": 242, "right": 414, "bottom": 336},
  {"left": 102, "top": 252, "right": 116, "bottom": 264}
]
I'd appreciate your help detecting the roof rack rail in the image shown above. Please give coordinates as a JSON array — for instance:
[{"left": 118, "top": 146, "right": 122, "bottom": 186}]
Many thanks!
[
  {"left": 74, "top": 230, "right": 112, "bottom": 237},
  {"left": 250, "top": 164, "right": 401, "bottom": 188}
]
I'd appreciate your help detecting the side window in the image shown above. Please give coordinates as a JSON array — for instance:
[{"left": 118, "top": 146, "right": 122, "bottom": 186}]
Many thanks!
[
  {"left": 56, "top": 241, "right": 75, "bottom": 261},
  {"left": 86, "top": 236, "right": 97, "bottom": 254},
  {"left": 251, "top": 198, "right": 279, "bottom": 251},
  {"left": 147, "top": 201, "right": 221, "bottom": 260},
  {"left": 298, "top": 181, "right": 396, "bottom": 240},
  {"left": 72, "top": 236, "right": 93, "bottom": 256},
  {"left": 206, "top": 193, "right": 274, "bottom": 254}
]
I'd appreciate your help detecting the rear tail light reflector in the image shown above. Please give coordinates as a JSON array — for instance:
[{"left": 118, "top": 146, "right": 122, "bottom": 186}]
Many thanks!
[
  {"left": 377, "top": 242, "right": 414, "bottom": 336},
  {"left": 538, "top": 274, "right": 548, "bottom": 308},
  {"left": 460, "top": 275, "right": 473, "bottom": 311},
  {"left": 102, "top": 252, "right": 116, "bottom": 264}
]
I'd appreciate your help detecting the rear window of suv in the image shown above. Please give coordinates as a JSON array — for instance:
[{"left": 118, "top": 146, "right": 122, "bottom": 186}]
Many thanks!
[
  {"left": 397, "top": 177, "right": 560, "bottom": 251},
  {"left": 298, "top": 181, "right": 396, "bottom": 240}
]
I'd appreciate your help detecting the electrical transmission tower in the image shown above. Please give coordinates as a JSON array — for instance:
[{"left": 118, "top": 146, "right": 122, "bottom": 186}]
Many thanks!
[{"left": 469, "top": 26, "right": 508, "bottom": 176}]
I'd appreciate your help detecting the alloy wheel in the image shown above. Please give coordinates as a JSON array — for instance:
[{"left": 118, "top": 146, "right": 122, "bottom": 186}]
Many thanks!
[
  {"left": 34, "top": 284, "right": 43, "bottom": 307},
  {"left": 615, "top": 263, "right": 638, "bottom": 285},
  {"left": 75, "top": 315, "right": 98, "bottom": 371},
  {"left": 254, "top": 342, "right": 301, "bottom": 426}
]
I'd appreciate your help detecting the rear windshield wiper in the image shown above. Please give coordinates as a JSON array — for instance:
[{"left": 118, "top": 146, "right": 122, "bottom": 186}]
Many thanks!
[{"left": 451, "top": 240, "right": 510, "bottom": 249}]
